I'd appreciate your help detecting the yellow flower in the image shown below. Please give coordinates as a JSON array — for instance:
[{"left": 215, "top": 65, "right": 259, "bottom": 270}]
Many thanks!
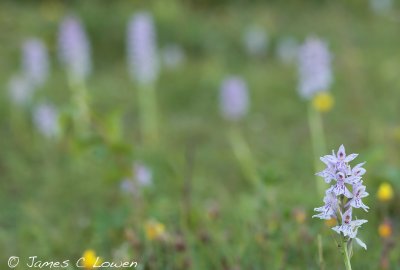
[
  {"left": 377, "top": 182, "right": 394, "bottom": 202},
  {"left": 324, "top": 218, "right": 337, "bottom": 227},
  {"left": 145, "top": 220, "right": 166, "bottom": 240},
  {"left": 312, "top": 92, "right": 334, "bottom": 113},
  {"left": 392, "top": 126, "right": 400, "bottom": 141},
  {"left": 81, "top": 250, "right": 102, "bottom": 269},
  {"left": 293, "top": 208, "right": 306, "bottom": 224},
  {"left": 378, "top": 222, "right": 392, "bottom": 239}
]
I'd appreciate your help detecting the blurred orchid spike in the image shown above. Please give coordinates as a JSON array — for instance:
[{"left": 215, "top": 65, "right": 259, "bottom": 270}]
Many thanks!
[
  {"left": 276, "top": 36, "right": 299, "bottom": 64},
  {"left": 8, "top": 74, "right": 34, "bottom": 106},
  {"left": 33, "top": 103, "right": 60, "bottom": 138},
  {"left": 297, "top": 37, "right": 333, "bottom": 99},
  {"left": 242, "top": 25, "right": 268, "bottom": 56},
  {"left": 58, "top": 15, "right": 91, "bottom": 82},
  {"left": 127, "top": 11, "right": 159, "bottom": 86},
  {"left": 220, "top": 76, "right": 249, "bottom": 121},
  {"left": 162, "top": 44, "right": 185, "bottom": 70},
  {"left": 369, "top": 0, "right": 393, "bottom": 14},
  {"left": 134, "top": 162, "right": 153, "bottom": 186},
  {"left": 22, "top": 38, "right": 49, "bottom": 87}
]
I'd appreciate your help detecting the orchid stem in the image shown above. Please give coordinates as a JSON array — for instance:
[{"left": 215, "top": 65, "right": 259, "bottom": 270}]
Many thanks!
[
  {"left": 341, "top": 238, "right": 352, "bottom": 270},
  {"left": 228, "top": 125, "right": 261, "bottom": 188},
  {"left": 138, "top": 84, "right": 159, "bottom": 146},
  {"left": 308, "top": 102, "right": 326, "bottom": 196}
]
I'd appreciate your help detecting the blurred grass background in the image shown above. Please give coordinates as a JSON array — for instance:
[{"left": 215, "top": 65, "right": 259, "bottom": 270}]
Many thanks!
[{"left": 1, "top": 0, "right": 400, "bottom": 269}]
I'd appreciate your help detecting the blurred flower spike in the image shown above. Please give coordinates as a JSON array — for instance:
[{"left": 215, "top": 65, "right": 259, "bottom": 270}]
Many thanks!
[
  {"left": 145, "top": 219, "right": 166, "bottom": 241},
  {"left": 22, "top": 38, "right": 49, "bottom": 88},
  {"left": 58, "top": 15, "right": 91, "bottom": 82},
  {"left": 377, "top": 182, "right": 394, "bottom": 202},
  {"left": 33, "top": 103, "right": 60, "bottom": 139},
  {"left": 81, "top": 249, "right": 102, "bottom": 270},
  {"left": 220, "top": 76, "right": 249, "bottom": 122},
  {"left": 8, "top": 75, "right": 34, "bottom": 106},
  {"left": 312, "top": 91, "right": 334, "bottom": 112},
  {"left": 313, "top": 145, "right": 368, "bottom": 252},
  {"left": 127, "top": 11, "right": 159, "bottom": 86},
  {"left": 242, "top": 25, "right": 268, "bottom": 56},
  {"left": 298, "top": 37, "right": 333, "bottom": 100}
]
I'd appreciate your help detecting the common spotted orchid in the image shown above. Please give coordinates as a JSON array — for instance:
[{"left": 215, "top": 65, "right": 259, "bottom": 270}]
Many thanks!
[{"left": 313, "top": 145, "right": 368, "bottom": 270}]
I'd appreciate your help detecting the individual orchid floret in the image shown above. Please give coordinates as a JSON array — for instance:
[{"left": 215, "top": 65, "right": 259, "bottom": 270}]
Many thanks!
[
  {"left": 219, "top": 76, "right": 249, "bottom": 122},
  {"left": 347, "top": 184, "right": 369, "bottom": 211},
  {"left": 313, "top": 191, "right": 338, "bottom": 220},
  {"left": 351, "top": 162, "right": 366, "bottom": 177},
  {"left": 58, "top": 15, "right": 91, "bottom": 82},
  {"left": 297, "top": 37, "right": 333, "bottom": 99},
  {"left": 313, "top": 145, "right": 368, "bottom": 268},
  {"left": 331, "top": 172, "right": 352, "bottom": 197},
  {"left": 22, "top": 38, "right": 49, "bottom": 87},
  {"left": 127, "top": 11, "right": 159, "bottom": 86},
  {"left": 332, "top": 208, "right": 368, "bottom": 249}
]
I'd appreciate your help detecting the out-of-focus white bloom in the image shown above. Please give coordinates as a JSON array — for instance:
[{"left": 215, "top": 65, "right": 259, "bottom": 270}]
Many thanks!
[
  {"left": 220, "top": 76, "right": 249, "bottom": 122},
  {"left": 242, "top": 25, "right": 268, "bottom": 56},
  {"left": 22, "top": 38, "right": 49, "bottom": 87},
  {"left": 134, "top": 162, "right": 153, "bottom": 186},
  {"left": 8, "top": 75, "right": 34, "bottom": 106},
  {"left": 120, "top": 162, "right": 153, "bottom": 196},
  {"left": 58, "top": 15, "right": 91, "bottom": 81},
  {"left": 120, "top": 178, "right": 136, "bottom": 195},
  {"left": 276, "top": 37, "right": 299, "bottom": 64},
  {"left": 161, "top": 44, "right": 185, "bottom": 69},
  {"left": 33, "top": 103, "right": 60, "bottom": 138},
  {"left": 127, "top": 12, "right": 159, "bottom": 86},
  {"left": 297, "top": 37, "right": 333, "bottom": 99},
  {"left": 369, "top": 0, "right": 393, "bottom": 14}
]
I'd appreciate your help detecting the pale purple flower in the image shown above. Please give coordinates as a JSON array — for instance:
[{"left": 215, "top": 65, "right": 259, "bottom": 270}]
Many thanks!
[
  {"left": 120, "top": 178, "right": 136, "bottom": 195},
  {"left": 134, "top": 162, "right": 153, "bottom": 186},
  {"left": 276, "top": 36, "right": 298, "bottom": 64},
  {"left": 313, "top": 145, "right": 368, "bottom": 250},
  {"left": 352, "top": 162, "right": 366, "bottom": 177},
  {"left": 369, "top": 0, "right": 393, "bottom": 14},
  {"left": 58, "top": 15, "right": 91, "bottom": 81},
  {"left": 162, "top": 44, "right": 185, "bottom": 69},
  {"left": 242, "top": 25, "right": 268, "bottom": 56},
  {"left": 8, "top": 75, "right": 34, "bottom": 106},
  {"left": 332, "top": 172, "right": 352, "bottom": 197},
  {"left": 220, "top": 76, "right": 249, "bottom": 121},
  {"left": 297, "top": 37, "right": 333, "bottom": 99},
  {"left": 33, "top": 103, "right": 60, "bottom": 138},
  {"left": 120, "top": 162, "right": 152, "bottom": 196},
  {"left": 318, "top": 144, "right": 358, "bottom": 177},
  {"left": 332, "top": 208, "right": 368, "bottom": 249},
  {"left": 22, "top": 38, "right": 49, "bottom": 87},
  {"left": 313, "top": 191, "right": 338, "bottom": 220},
  {"left": 127, "top": 12, "right": 159, "bottom": 85},
  {"left": 347, "top": 183, "right": 369, "bottom": 211}
]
